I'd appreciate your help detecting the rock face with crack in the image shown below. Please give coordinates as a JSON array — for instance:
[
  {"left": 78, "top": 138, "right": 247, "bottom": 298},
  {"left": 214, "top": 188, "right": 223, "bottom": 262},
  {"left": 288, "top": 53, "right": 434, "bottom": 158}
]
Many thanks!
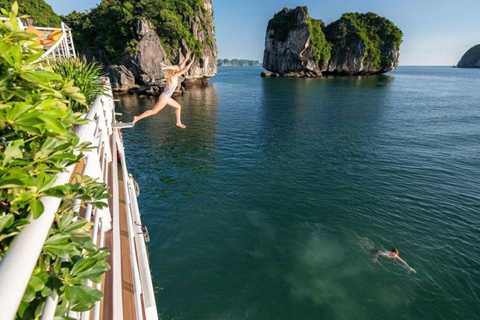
[{"left": 263, "top": 7, "right": 402, "bottom": 77}]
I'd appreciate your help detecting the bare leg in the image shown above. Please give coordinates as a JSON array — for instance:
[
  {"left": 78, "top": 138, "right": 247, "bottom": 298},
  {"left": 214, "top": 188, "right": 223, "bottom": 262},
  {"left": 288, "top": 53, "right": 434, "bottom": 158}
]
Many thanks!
[
  {"left": 133, "top": 94, "right": 169, "bottom": 125},
  {"left": 166, "top": 98, "right": 186, "bottom": 129}
]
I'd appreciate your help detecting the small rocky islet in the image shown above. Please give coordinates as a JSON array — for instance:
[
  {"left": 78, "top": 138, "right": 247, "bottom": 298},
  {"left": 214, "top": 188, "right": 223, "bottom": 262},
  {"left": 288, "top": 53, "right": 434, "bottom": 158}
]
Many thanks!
[
  {"left": 262, "top": 6, "right": 403, "bottom": 78},
  {"left": 457, "top": 44, "right": 480, "bottom": 68}
]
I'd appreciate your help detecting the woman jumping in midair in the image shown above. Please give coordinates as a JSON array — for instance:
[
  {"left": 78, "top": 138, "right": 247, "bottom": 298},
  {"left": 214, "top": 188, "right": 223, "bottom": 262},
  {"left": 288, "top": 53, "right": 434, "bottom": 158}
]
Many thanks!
[{"left": 132, "top": 52, "right": 195, "bottom": 128}]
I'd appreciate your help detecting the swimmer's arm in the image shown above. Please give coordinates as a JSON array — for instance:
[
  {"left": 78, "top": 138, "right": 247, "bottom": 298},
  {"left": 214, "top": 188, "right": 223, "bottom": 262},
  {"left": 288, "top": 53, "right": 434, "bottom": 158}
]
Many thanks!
[{"left": 397, "top": 256, "right": 417, "bottom": 273}]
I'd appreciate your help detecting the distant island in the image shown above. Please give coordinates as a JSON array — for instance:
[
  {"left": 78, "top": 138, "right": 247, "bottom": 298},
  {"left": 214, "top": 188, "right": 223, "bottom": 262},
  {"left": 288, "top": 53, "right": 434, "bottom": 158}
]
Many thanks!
[
  {"left": 218, "top": 59, "right": 261, "bottom": 66},
  {"left": 263, "top": 7, "right": 402, "bottom": 77},
  {"left": 457, "top": 44, "right": 480, "bottom": 68}
]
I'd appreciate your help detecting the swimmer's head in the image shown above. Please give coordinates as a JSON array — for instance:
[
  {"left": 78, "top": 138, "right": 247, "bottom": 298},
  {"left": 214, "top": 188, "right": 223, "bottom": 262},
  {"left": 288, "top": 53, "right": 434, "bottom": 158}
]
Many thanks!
[{"left": 390, "top": 248, "right": 399, "bottom": 257}]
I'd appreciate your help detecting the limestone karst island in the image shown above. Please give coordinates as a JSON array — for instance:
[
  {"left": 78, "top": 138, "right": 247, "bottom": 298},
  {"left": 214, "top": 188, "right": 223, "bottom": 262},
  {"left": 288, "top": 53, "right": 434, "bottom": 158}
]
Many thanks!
[{"left": 262, "top": 7, "right": 402, "bottom": 78}]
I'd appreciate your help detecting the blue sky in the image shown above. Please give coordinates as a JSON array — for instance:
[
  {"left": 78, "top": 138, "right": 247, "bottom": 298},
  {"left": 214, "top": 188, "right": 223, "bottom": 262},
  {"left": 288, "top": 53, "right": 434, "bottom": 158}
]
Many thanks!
[{"left": 45, "top": 0, "right": 480, "bottom": 66}]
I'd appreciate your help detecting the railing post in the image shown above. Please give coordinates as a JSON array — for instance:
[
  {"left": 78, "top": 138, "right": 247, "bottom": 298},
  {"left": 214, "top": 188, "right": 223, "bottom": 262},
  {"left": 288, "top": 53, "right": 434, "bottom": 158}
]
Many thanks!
[{"left": 111, "top": 125, "right": 124, "bottom": 320}]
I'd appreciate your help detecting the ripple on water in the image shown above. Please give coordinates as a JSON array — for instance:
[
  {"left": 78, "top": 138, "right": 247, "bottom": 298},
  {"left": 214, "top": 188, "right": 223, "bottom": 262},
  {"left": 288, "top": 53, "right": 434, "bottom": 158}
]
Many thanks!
[{"left": 118, "top": 67, "right": 480, "bottom": 320}]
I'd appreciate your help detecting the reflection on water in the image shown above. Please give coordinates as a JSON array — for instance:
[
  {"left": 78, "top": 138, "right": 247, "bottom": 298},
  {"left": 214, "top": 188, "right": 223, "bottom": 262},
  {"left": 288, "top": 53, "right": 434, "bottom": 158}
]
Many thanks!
[
  {"left": 116, "top": 67, "right": 480, "bottom": 320},
  {"left": 116, "top": 85, "right": 219, "bottom": 198}
]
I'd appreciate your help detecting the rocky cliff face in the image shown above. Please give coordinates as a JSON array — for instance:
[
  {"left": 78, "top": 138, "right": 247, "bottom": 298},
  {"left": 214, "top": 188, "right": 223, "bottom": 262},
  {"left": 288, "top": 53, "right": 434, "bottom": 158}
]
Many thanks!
[
  {"left": 263, "top": 7, "right": 321, "bottom": 77},
  {"left": 108, "top": 20, "right": 169, "bottom": 92},
  {"left": 108, "top": 0, "right": 217, "bottom": 92},
  {"left": 263, "top": 7, "right": 402, "bottom": 77},
  {"left": 457, "top": 45, "right": 480, "bottom": 68}
]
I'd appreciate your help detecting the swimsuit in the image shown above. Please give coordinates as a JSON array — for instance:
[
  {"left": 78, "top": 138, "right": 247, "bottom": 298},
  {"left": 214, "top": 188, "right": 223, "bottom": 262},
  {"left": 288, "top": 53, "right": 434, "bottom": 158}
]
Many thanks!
[{"left": 161, "top": 77, "right": 178, "bottom": 98}]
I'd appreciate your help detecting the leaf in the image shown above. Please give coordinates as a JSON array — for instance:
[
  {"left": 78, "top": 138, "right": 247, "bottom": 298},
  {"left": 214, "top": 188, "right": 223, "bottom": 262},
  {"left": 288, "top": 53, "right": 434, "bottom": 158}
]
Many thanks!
[
  {"left": 21, "top": 283, "right": 36, "bottom": 302},
  {"left": 29, "top": 275, "right": 45, "bottom": 292},
  {"left": 11, "top": 45, "right": 22, "bottom": 65},
  {"left": 30, "top": 198, "right": 44, "bottom": 219},
  {"left": 2, "top": 139, "right": 24, "bottom": 166},
  {"left": 11, "top": 2, "right": 18, "bottom": 16},
  {"left": 43, "top": 234, "right": 77, "bottom": 257},
  {"left": 38, "top": 115, "right": 66, "bottom": 134},
  {"left": 65, "top": 285, "right": 103, "bottom": 312},
  {"left": 0, "top": 214, "right": 14, "bottom": 232},
  {"left": 22, "top": 70, "right": 61, "bottom": 84}
]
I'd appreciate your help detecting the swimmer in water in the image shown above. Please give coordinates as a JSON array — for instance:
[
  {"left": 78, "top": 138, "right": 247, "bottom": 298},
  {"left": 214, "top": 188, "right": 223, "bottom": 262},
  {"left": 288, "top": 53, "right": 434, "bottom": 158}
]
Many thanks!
[{"left": 373, "top": 248, "right": 417, "bottom": 273}]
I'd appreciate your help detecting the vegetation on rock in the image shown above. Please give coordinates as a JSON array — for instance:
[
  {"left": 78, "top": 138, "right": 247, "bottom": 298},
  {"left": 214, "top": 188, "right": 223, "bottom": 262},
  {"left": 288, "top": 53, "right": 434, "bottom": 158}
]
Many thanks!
[
  {"left": 267, "top": 7, "right": 307, "bottom": 43},
  {"left": 307, "top": 18, "right": 331, "bottom": 65},
  {"left": 0, "top": 0, "right": 61, "bottom": 27},
  {"left": 0, "top": 3, "right": 110, "bottom": 318},
  {"left": 324, "top": 12, "right": 403, "bottom": 69},
  {"left": 265, "top": 7, "right": 402, "bottom": 73},
  {"left": 64, "top": 0, "right": 211, "bottom": 63}
]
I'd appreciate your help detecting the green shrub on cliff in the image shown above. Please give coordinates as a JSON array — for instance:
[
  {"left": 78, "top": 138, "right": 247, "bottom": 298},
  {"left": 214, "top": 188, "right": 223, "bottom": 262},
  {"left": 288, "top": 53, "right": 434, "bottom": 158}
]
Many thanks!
[
  {"left": 307, "top": 18, "right": 331, "bottom": 65},
  {"left": 267, "top": 7, "right": 305, "bottom": 43},
  {"left": 0, "top": 0, "right": 61, "bottom": 27},
  {"left": 64, "top": 0, "right": 210, "bottom": 63},
  {"left": 324, "top": 12, "right": 403, "bottom": 68}
]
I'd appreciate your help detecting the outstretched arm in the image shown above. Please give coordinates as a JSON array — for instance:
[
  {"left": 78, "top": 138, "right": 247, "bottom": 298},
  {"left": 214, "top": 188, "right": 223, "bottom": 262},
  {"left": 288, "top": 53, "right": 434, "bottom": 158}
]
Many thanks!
[
  {"left": 176, "top": 55, "right": 195, "bottom": 77},
  {"left": 179, "top": 52, "right": 192, "bottom": 69},
  {"left": 397, "top": 256, "right": 416, "bottom": 273}
]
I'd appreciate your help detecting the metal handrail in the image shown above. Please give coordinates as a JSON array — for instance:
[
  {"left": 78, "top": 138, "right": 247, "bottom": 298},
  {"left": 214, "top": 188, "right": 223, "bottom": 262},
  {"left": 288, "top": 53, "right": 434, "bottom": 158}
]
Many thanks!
[
  {"left": 39, "top": 22, "right": 76, "bottom": 61},
  {"left": 111, "top": 112, "right": 125, "bottom": 320},
  {"left": 117, "top": 137, "right": 144, "bottom": 320},
  {"left": 0, "top": 17, "right": 24, "bottom": 29},
  {"left": 0, "top": 18, "right": 75, "bottom": 61},
  {"left": 127, "top": 175, "right": 159, "bottom": 319}
]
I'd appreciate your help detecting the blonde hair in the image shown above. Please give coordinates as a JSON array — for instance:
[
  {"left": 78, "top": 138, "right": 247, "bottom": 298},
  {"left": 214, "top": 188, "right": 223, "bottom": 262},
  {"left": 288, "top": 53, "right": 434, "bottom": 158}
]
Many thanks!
[{"left": 162, "top": 64, "right": 181, "bottom": 79}]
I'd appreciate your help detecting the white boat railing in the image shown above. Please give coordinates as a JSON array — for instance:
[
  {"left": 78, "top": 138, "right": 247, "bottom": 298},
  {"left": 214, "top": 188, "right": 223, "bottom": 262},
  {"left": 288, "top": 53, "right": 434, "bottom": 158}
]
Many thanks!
[
  {"left": 0, "top": 17, "right": 24, "bottom": 29},
  {"left": 117, "top": 131, "right": 159, "bottom": 320},
  {"left": 0, "top": 81, "right": 158, "bottom": 320},
  {"left": 0, "top": 18, "right": 76, "bottom": 61},
  {"left": 37, "top": 22, "right": 77, "bottom": 61}
]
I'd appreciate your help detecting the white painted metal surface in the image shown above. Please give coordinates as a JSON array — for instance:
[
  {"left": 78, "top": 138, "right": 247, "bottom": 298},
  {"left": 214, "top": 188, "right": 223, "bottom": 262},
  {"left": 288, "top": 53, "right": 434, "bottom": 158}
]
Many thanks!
[{"left": 38, "top": 22, "right": 77, "bottom": 61}]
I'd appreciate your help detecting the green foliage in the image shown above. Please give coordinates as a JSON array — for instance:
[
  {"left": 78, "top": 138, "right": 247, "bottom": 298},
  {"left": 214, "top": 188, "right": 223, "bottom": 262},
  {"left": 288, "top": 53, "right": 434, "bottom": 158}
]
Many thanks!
[
  {"left": 0, "top": 0, "right": 61, "bottom": 27},
  {"left": 325, "top": 12, "right": 403, "bottom": 69},
  {"left": 64, "top": 0, "right": 211, "bottom": 63},
  {"left": 0, "top": 3, "right": 110, "bottom": 319},
  {"left": 307, "top": 18, "right": 331, "bottom": 66},
  {"left": 51, "top": 58, "right": 108, "bottom": 113},
  {"left": 267, "top": 7, "right": 307, "bottom": 43},
  {"left": 268, "top": 8, "right": 402, "bottom": 71}
]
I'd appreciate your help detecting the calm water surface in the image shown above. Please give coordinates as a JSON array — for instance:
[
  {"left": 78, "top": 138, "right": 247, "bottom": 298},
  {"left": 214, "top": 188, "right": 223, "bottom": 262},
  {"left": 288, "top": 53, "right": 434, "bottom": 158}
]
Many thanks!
[{"left": 116, "top": 66, "right": 480, "bottom": 320}]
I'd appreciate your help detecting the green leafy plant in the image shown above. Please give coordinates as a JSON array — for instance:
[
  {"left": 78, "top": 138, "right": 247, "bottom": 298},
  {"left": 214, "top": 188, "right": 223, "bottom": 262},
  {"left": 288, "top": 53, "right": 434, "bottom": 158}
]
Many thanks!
[
  {"left": 324, "top": 12, "right": 403, "bottom": 69},
  {"left": 63, "top": 0, "right": 211, "bottom": 62},
  {"left": 307, "top": 17, "right": 331, "bottom": 66},
  {"left": 0, "top": 3, "right": 110, "bottom": 319},
  {"left": 51, "top": 57, "right": 108, "bottom": 113},
  {"left": 0, "top": 0, "right": 61, "bottom": 27}
]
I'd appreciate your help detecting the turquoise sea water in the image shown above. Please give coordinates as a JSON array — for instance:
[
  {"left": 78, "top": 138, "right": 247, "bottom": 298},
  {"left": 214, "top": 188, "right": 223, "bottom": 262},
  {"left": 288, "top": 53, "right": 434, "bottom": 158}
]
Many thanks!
[{"left": 116, "top": 66, "right": 480, "bottom": 320}]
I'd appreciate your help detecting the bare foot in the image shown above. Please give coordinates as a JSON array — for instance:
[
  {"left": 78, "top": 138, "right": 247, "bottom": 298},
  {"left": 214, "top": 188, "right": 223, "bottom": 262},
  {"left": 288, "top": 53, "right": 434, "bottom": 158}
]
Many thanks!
[
  {"left": 176, "top": 122, "right": 186, "bottom": 129},
  {"left": 133, "top": 116, "right": 138, "bottom": 126}
]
